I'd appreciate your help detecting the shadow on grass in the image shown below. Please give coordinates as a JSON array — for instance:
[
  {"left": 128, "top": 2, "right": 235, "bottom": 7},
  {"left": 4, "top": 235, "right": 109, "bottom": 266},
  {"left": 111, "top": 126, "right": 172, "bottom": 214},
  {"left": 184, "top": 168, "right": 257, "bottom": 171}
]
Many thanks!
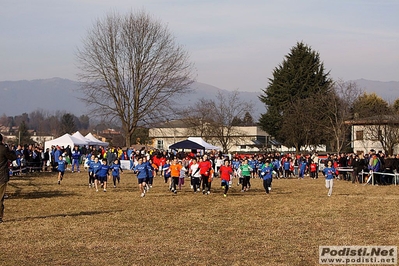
[
  {"left": 8, "top": 190, "right": 78, "bottom": 199},
  {"left": 148, "top": 188, "right": 293, "bottom": 198},
  {"left": 7, "top": 209, "right": 124, "bottom": 222}
]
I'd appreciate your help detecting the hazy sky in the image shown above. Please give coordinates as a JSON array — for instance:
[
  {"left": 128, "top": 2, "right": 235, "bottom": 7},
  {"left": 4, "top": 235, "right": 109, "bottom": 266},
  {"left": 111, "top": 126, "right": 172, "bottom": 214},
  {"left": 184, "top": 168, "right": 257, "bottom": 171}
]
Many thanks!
[{"left": 1, "top": 0, "right": 398, "bottom": 91}]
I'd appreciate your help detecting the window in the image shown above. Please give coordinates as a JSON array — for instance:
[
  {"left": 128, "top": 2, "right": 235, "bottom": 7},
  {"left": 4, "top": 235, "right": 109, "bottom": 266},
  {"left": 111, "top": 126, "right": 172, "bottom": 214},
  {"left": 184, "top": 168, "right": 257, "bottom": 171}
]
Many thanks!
[
  {"left": 157, "top": 140, "right": 163, "bottom": 150},
  {"left": 355, "top": 131, "right": 363, "bottom": 140}
]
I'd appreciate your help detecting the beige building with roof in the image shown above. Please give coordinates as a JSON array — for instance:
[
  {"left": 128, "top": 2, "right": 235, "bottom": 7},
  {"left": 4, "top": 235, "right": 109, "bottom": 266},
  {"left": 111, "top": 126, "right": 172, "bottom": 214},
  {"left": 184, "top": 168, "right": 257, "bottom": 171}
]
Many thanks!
[
  {"left": 346, "top": 115, "right": 399, "bottom": 155},
  {"left": 148, "top": 120, "right": 270, "bottom": 152}
]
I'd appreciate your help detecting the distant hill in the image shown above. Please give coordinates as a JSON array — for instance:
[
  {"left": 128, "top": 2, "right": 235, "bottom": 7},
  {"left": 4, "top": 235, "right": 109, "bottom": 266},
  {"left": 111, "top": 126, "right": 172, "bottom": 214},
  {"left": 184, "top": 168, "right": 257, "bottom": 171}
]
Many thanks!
[
  {"left": 174, "top": 81, "right": 264, "bottom": 120},
  {"left": 349, "top": 79, "right": 399, "bottom": 101},
  {"left": 0, "top": 78, "right": 398, "bottom": 118},
  {"left": 0, "top": 78, "right": 265, "bottom": 119},
  {"left": 0, "top": 78, "right": 82, "bottom": 116}
]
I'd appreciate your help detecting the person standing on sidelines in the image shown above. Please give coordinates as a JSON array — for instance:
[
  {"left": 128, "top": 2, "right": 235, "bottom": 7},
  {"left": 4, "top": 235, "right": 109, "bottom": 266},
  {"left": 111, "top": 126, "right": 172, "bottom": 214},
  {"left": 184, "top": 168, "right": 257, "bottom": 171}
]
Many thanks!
[
  {"left": 71, "top": 146, "right": 81, "bottom": 173},
  {"left": 0, "top": 134, "right": 17, "bottom": 223},
  {"left": 311, "top": 152, "right": 319, "bottom": 179},
  {"left": 219, "top": 160, "right": 233, "bottom": 197},
  {"left": 309, "top": 160, "right": 317, "bottom": 179},
  {"left": 260, "top": 160, "right": 273, "bottom": 195},
  {"left": 298, "top": 158, "right": 307, "bottom": 179},
  {"left": 323, "top": 160, "right": 336, "bottom": 197},
  {"left": 133, "top": 157, "right": 148, "bottom": 197}
]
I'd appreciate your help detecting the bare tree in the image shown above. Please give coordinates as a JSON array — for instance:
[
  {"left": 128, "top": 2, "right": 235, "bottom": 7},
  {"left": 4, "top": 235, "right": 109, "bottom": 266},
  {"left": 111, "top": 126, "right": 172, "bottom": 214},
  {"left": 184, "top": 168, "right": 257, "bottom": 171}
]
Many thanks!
[
  {"left": 321, "top": 80, "right": 362, "bottom": 153},
  {"left": 76, "top": 10, "right": 195, "bottom": 146},
  {"left": 279, "top": 96, "right": 328, "bottom": 152},
  {"left": 180, "top": 90, "right": 253, "bottom": 153},
  {"left": 177, "top": 103, "right": 212, "bottom": 139},
  {"left": 363, "top": 114, "right": 399, "bottom": 156}
]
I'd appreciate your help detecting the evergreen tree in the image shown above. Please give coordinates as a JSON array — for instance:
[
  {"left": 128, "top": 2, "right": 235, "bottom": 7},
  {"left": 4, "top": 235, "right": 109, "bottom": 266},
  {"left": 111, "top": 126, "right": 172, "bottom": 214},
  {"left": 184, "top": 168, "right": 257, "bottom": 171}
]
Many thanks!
[
  {"left": 60, "top": 113, "right": 76, "bottom": 135},
  {"left": 259, "top": 42, "right": 333, "bottom": 150},
  {"left": 16, "top": 121, "right": 31, "bottom": 145},
  {"left": 79, "top": 115, "right": 90, "bottom": 130},
  {"left": 243, "top": 111, "right": 254, "bottom": 126},
  {"left": 231, "top": 116, "right": 242, "bottom": 126}
]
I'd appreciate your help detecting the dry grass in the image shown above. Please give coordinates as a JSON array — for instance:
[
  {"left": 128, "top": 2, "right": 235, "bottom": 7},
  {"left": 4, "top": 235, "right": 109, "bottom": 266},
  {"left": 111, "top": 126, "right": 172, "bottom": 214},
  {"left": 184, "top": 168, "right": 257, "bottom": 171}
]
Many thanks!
[{"left": 1, "top": 170, "right": 399, "bottom": 266}]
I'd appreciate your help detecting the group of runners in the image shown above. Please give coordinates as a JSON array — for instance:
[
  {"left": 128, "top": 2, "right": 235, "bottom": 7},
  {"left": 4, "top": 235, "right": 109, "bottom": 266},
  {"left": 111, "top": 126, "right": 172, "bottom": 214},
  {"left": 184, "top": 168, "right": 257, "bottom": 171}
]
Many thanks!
[
  {"left": 54, "top": 151, "right": 337, "bottom": 198},
  {"left": 129, "top": 154, "right": 276, "bottom": 197}
]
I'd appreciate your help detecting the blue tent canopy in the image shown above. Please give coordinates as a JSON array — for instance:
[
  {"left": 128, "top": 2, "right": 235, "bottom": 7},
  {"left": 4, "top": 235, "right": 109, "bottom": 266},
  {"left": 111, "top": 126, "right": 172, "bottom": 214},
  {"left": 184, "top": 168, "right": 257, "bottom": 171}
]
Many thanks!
[{"left": 169, "top": 140, "right": 205, "bottom": 150}]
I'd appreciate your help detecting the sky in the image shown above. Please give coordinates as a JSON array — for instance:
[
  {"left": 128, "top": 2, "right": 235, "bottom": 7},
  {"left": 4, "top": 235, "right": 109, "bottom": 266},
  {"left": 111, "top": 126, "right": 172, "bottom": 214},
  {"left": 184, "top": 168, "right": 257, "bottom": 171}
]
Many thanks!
[{"left": 1, "top": 0, "right": 398, "bottom": 92}]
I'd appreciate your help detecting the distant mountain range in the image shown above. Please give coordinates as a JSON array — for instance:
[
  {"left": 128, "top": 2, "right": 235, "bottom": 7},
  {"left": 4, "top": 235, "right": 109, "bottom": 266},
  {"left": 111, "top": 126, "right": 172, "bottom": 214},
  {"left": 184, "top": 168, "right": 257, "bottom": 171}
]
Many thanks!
[
  {"left": 0, "top": 78, "right": 398, "bottom": 118},
  {"left": 348, "top": 79, "right": 399, "bottom": 102},
  {"left": 0, "top": 78, "right": 265, "bottom": 119}
]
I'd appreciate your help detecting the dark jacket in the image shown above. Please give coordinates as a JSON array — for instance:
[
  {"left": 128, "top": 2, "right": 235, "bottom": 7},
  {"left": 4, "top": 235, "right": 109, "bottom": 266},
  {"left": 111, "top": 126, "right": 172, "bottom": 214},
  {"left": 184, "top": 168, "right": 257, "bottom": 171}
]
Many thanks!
[{"left": 0, "top": 143, "right": 17, "bottom": 184}]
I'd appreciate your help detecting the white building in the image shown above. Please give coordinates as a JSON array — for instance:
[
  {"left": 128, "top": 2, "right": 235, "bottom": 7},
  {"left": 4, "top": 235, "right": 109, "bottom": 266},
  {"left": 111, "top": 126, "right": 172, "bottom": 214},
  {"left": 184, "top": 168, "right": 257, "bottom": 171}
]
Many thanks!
[
  {"left": 347, "top": 115, "right": 399, "bottom": 155},
  {"left": 148, "top": 120, "right": 271, "bottom": 152}
]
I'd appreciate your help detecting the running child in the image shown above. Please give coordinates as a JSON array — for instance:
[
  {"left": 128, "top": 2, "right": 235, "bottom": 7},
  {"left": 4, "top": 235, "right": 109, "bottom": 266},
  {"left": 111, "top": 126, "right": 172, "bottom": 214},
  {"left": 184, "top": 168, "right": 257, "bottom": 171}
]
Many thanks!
[
  {"left": 87, "top": 154, "right": 96, "bottom": 188},
  {"left": 219, "top": 160, "right": 233, "bottom": 197},
  {"left": 96, "top": 159, "right": 110, "bottom": 192},
  {"left": 92, "top": 157, "right": 101, "bottom": 191},
  {"left": 147, "top": 159, "right": 155, "bottom": 189},
  {"left": 232, "top": 157, "right": 241, "bottom": 186},
  {"left": 260, "top": 160, "right": 273, "bottom": 194},
  {"left": 56, "top": 155, "right": 67, "bottom": 185},
  {"left": 189, "top": 158, "right": 201, "bottom": 193},
  {"left": 239, "top": 159, "right": 252, "bottom": 192},
  {"left": 110, "top": 159, "right": 123, "bottom": 188},
  {"left": 143, "top": 157, "right": 154, "bottom": 191},
  {"left": 133, "top": 157, "right": 148, "bottom": 197},
  {"left": 162, "top": 159, "right": 171, "bottom": 185},
  {"left": 199, "top": 155, "right": 212, "bottom": 195},
  {"left": 178, "top": 160, "right": 186, "bottom": 190},
  {"left": 322, "top": 160, "right": 336, "bottom": 197},
  {"left": 169, "top": 158, "right": 182, "bottom": 194}
]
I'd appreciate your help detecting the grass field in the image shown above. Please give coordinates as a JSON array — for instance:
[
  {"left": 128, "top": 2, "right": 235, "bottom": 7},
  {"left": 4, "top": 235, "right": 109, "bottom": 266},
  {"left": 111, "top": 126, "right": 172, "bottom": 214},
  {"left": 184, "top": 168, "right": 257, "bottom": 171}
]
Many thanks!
[{"left": 1, "top": 170, "right": 398, "bottom": 266}]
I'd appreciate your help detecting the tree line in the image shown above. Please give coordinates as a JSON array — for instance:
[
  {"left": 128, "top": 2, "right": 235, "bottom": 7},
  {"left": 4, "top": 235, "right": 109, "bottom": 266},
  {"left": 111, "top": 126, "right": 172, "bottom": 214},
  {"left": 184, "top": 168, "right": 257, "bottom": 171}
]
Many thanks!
[{"left": 0, "top": 111, "right": 90, "bottom": 145}]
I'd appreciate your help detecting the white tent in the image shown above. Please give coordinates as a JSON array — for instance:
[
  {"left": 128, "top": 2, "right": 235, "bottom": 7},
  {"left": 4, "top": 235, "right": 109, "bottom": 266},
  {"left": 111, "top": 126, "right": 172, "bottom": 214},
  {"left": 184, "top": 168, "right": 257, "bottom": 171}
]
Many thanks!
[
  {"left": 44, "top": 133, "right": 88, "bottom": 151},
  {"left": 72, "top": 131, "right": 98, "bottom": 146},
  {"left": 85, "top": 133, "right": 109, "bottom": 147},
  {"left": 187, "top": 137, "right": 221, "bottom": 150}
]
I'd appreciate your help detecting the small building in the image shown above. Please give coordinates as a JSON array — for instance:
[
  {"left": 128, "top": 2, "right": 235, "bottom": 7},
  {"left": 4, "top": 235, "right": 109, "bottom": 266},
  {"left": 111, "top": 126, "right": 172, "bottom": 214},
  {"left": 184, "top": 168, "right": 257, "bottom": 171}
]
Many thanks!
[
  {"left": 346, "top": 115, "right": 399, "bottom": 155},
  {"left": 30, "top": 132, "right": 54, "bottom": 147}
]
